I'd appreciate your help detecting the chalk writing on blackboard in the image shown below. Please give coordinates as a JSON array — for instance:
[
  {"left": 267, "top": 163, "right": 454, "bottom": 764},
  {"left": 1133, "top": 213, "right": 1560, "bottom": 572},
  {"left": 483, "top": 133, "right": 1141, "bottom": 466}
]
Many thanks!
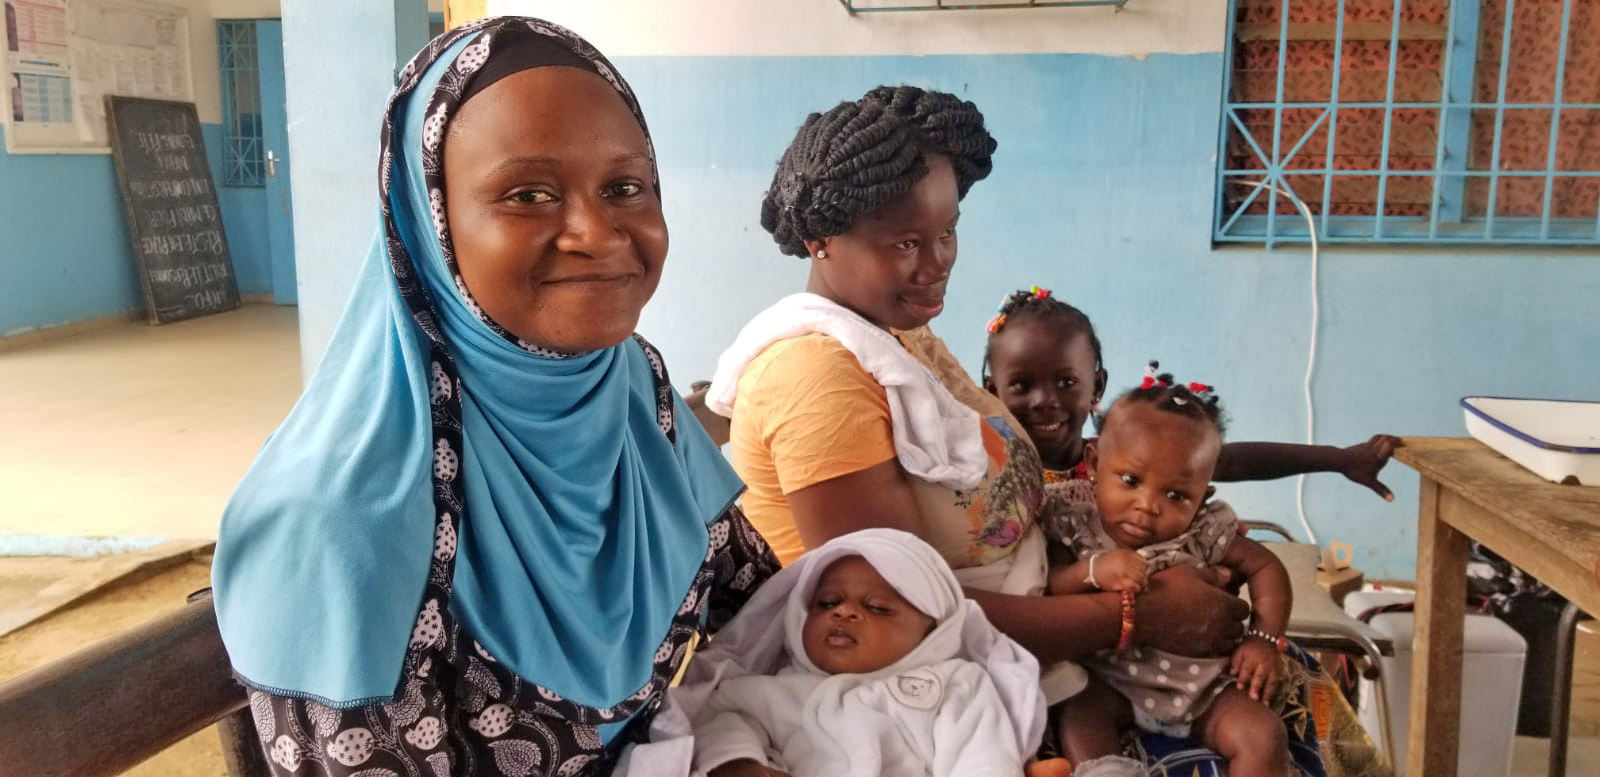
[{"left": 106, "top": 96, "right": 239, "bottom": 324}]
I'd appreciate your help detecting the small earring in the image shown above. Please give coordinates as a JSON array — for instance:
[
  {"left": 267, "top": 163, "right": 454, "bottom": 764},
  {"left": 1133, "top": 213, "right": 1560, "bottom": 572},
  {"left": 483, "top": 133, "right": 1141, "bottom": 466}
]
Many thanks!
[{"left": 816, "top": 249, "right": 828, "bottom": 260}]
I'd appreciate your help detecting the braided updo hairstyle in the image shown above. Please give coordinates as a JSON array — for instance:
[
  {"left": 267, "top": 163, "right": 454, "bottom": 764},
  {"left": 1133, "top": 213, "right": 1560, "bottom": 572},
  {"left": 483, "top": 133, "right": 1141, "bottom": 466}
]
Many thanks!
[
  {"left": 1109, "top": 362, "right": 1228, "bottom": 438},
  {"left": 760, "top": 85, "right": 997, "bottom": 258}
]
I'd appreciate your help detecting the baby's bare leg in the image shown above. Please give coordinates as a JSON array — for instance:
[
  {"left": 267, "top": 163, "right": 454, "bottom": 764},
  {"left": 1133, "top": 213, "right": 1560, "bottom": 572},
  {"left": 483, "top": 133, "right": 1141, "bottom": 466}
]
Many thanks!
[
  {"left": 1194, "top": 686, "right": 1291, "bottom": 777},
  {"left": 1057, "top": 676, "right": 1133, "bottom": 766}
]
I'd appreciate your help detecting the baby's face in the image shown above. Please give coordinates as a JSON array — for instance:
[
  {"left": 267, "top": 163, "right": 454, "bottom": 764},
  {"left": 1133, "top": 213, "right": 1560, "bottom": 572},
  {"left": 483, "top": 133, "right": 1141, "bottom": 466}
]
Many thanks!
[
  {"left": 1090, "top": 401, "right": 1220, "bottom": 549},
  {"left": 802, "top": 556, "right": 936, "bottom": 675}
]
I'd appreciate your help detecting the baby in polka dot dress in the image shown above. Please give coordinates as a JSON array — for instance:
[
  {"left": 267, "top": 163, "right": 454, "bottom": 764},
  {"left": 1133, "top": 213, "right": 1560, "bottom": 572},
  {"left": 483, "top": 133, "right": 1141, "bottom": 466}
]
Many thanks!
[{"left": 1043, "top": 379, "right": 1293, "bottom": 777}]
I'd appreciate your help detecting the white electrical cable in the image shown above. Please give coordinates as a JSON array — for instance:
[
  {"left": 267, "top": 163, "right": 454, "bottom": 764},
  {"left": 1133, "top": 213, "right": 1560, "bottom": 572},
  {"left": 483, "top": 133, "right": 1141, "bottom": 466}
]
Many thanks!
[{"left": 1230, "top": 180, "right": 1320, "bottom": 545}]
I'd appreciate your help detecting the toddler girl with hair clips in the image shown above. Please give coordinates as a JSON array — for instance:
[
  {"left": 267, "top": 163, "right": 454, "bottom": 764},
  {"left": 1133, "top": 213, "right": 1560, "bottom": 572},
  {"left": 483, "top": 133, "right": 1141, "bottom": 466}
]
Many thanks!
[
  {"left": 1047, "top": 375, "right": 1294, "bottom": 777},
  {"left": 654, "top": 528, "right": 1046, "bottom": 777},
  {"left": 979, "top": 285, "right": 1402, "bottom": 517}
]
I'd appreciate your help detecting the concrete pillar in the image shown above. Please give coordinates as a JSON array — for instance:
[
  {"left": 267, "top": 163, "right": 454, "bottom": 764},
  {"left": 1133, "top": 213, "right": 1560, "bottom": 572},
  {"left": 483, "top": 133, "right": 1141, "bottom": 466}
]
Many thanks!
[{"left": 281, "top": 0, "right": 430, "bottom": 378}]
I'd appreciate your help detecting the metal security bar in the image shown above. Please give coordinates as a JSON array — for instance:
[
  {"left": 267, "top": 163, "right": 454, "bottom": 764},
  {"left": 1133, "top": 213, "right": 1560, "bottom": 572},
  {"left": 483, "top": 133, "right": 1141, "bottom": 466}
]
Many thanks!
[
  {"left": 838, "top": 0, "right": 1127, "bottom": 12},
  {"left": 1215, "top": 0, "right": 1599, "bottom": 246},
  {"left": 219, "top": 21, "right": 264, "bottom": 188}
]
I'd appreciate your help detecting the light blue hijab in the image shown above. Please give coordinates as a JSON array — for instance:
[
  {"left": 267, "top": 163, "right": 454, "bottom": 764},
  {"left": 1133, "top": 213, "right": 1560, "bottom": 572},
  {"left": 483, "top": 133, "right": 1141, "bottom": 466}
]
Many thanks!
[{"left": 213, "top": 19, "right": 742, "bottom": 719}]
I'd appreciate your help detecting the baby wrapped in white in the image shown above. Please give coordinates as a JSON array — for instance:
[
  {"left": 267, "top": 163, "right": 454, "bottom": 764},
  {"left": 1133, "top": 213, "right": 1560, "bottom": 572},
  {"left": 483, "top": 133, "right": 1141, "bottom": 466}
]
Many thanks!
[{"left": 647, "top": 528, "right": 1044, "bottom": 777}]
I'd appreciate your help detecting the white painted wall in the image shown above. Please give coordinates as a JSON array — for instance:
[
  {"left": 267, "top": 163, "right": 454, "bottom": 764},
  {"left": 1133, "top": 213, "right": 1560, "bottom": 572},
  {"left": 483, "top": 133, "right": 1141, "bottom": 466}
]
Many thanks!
[
  {"left": 158, "top": 0, "right": 222, "bottom": 123},
  {"left": 211, "top": 0, "right": 280, "bottom": 17},
  {"left": 282, "top": 0, "right": 432, "bottom": 376},
  {"left": 202, "top": 0, "right": 445, "bottom": 132},
  {"left": 213, "top": 0, "right": 443, "bottom": 20},
  {"left": 487, "top": 0, "right": 1224, "bottom": 57}
]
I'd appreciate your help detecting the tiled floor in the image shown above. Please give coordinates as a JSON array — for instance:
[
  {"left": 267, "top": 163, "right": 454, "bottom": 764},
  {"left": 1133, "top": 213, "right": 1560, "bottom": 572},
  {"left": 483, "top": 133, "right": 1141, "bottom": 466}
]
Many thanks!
[{"left": 0, "top": 305, "right": 301, "bottom": 542}]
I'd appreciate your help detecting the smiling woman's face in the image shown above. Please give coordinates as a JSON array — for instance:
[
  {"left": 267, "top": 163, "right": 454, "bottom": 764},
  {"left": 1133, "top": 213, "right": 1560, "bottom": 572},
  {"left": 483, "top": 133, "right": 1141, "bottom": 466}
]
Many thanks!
[
  {"left": 443, "top": 66, "right": 667, "bottom": 352},
  {"left": 804, "top": 154, "right": 960, "bottom": 332}
]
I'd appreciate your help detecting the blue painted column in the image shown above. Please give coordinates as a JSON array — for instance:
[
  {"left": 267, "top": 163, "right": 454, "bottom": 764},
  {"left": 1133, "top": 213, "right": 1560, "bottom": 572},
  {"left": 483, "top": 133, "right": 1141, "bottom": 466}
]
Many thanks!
[{"left": 281, "top": 0, "right": 430, "bottom": 378}]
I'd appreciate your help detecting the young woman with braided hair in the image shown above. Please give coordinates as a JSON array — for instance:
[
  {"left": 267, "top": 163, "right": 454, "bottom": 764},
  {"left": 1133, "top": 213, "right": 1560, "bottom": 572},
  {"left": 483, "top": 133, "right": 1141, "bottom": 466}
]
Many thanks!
[{"left": 703, "top": 86, "right": 1329, "bottom": 776}]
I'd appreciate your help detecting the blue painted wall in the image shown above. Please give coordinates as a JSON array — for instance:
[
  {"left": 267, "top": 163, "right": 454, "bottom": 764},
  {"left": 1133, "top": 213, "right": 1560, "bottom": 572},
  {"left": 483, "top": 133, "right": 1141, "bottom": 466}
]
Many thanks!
[
  {"left": 0, "top": 123, "right": 273, "bottom": 336},
  {"left": 620, "top": 53, "right": 1600, "bottom": 580},
  {"left": 281, "top": 0, "right": 430, "bottom": 378},
  {"left": 219, "top": 164, "right": 274, "bottom": 303}
]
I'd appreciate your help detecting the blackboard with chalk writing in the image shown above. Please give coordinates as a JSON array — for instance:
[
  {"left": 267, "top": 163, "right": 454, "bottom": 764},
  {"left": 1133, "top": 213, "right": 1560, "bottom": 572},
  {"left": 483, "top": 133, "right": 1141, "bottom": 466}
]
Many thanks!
[{"left": 107, "top": 97, "right": 240, "bottom": 325}]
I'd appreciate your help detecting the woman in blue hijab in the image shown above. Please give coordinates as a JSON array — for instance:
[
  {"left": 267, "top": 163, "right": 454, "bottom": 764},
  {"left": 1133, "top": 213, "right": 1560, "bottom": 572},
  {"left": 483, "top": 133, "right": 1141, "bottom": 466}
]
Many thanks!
[{"left": 212, "top": 17, "right": 778, "bottom": 776}]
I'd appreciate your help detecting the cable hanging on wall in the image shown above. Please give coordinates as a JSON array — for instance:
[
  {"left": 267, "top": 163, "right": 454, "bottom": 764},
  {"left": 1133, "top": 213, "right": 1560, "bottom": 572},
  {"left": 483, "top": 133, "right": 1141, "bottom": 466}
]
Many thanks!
[{"left": 1230, "top": 179, "right": 1323, "bottom": 546}]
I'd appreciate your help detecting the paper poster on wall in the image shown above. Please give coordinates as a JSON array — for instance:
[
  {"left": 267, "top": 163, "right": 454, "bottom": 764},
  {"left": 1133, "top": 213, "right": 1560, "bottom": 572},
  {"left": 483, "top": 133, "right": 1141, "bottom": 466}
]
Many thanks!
[
  {"left": 3, "top": 0, "right": 190, "bottom": 152},
  {"left": 5, "top": 0, "right": 74, "bottom": 141},
  {"left": 7, "top": 0, "right": 70, "bottom": 59},
  {"left": 10, "top": 70, "right": 70, "bottom": 120}
]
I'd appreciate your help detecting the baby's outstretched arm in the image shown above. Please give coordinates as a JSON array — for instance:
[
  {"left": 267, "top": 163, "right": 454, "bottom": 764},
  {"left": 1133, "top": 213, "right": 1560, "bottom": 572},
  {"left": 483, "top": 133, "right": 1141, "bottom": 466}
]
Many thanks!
[
  {"left": 1221, "top": 536, "right": 1292, "bottom": 701},
  {"left": 1047, "top": 549, "right": 1146, "bottom": 595},
  {"left": 1213, "top": 434, "right": 1403, "bottom": 501}
]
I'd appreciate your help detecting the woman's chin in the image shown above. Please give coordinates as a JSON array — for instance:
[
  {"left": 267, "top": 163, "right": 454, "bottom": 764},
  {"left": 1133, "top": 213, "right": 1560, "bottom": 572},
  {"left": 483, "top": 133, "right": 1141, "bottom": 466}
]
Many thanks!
[
  {"left": 883, "top": 310, "right": 938, "bottom": 332},
  {"left": 509, "top": 320, "right": 639, "bottom": 354},
  {"left": 898, "top": 298, "right": 944, "bottom": 324}
]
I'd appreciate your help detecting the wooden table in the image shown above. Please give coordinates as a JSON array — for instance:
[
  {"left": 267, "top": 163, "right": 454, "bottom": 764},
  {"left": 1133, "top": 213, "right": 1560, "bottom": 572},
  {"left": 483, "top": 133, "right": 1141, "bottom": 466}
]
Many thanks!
[{"left": 1396, "top": 437, "right": 1600, "bottom": 777}]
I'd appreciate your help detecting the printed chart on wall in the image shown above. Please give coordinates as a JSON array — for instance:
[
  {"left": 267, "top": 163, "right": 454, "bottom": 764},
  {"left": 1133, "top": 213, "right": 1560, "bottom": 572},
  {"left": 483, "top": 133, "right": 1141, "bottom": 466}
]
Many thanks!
[{"left": 2, "top": 0, "right": 190, "bottom": 152}]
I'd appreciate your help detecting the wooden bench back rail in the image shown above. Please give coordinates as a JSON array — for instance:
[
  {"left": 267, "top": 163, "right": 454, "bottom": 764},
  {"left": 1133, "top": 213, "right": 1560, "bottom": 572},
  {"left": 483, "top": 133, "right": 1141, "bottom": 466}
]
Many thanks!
[{"left": 0, "top": 596, "right": 265, "bottom": 777}]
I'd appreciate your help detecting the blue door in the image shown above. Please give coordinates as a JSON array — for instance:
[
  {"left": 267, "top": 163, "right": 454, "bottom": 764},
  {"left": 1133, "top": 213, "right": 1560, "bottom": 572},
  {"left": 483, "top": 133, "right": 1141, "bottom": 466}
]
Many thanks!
[{"left": 256, "top": 20, "right": 297, "bottom": 305}]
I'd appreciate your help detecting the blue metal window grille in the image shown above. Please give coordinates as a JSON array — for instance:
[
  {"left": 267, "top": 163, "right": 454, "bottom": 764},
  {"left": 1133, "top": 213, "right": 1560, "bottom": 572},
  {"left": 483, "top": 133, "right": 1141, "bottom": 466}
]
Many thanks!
[
  {"left": 219, "top": 21, "right": 264, "bottom": 187},
  {"left": 1215, "top": 0, "right": 1600, "bottom": 246},
  {"left": 837, "top": 0, "right": 1126, "bottom": 11}
]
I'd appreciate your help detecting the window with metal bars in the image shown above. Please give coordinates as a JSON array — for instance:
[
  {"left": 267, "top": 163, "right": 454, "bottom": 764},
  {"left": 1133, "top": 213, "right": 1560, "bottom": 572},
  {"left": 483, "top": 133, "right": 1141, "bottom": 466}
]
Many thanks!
[
  {"left": 219, "top": 21, "right": 264, "bottom": 188},
  {"left": 1214, "top": 0, "right": 1600, "bottom": 245}
]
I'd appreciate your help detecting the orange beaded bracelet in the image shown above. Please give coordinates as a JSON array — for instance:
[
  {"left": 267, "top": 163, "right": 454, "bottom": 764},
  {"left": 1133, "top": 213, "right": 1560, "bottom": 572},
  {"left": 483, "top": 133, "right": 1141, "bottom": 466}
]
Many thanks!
[{"left": 1116, "top": 590, "right": 1136, "bottom": 653}]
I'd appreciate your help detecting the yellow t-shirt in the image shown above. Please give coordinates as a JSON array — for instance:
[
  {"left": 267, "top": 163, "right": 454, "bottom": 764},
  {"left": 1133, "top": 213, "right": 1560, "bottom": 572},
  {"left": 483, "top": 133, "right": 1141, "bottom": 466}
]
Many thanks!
[{"left": 728, "top": 331, "right": 1043, "bottom": 569}]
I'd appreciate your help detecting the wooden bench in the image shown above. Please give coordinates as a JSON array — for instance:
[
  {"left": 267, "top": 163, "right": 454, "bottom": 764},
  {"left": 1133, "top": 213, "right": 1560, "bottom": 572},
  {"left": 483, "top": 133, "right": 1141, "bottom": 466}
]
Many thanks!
[{"left": 0, "top": 593, "right": 268, "bottom": 777}]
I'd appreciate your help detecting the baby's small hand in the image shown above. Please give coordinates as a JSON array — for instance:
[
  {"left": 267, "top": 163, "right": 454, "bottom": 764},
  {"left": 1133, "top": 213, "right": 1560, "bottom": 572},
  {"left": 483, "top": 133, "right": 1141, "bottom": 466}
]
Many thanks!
[
  {"left": 1092, "top": 549, "right": 1148, "bottom": 593},
  {"left": 1231, "top": 638, "right": 1284, "bottom": 701},
  {"left": 1340, "top": 434, "right": 1403, "bottom": 502}
]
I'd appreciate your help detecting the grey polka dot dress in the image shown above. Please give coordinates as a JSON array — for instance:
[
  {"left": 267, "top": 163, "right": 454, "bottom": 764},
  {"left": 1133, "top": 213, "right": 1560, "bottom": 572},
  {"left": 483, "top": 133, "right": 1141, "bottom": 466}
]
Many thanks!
[{"left": 1058, "top": 499, "right": 1254, "bottom": 735}]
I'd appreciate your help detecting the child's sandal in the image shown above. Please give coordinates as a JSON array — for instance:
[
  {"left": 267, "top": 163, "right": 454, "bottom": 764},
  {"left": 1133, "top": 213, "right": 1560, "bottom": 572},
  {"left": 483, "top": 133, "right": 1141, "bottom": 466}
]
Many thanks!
[{"left": 1026, "top": 757, "right": 1073, "bottom": 777}]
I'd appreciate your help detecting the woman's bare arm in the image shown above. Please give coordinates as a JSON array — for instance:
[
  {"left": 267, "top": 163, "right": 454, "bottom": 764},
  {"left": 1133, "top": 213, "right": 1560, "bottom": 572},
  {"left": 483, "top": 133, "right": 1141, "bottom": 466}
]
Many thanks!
[
  {"left": 785, "top": 452, "right": 1247, "bottom": 663},
  {"left": 784, "top": 458, "right": 924, "bottom": 549}
]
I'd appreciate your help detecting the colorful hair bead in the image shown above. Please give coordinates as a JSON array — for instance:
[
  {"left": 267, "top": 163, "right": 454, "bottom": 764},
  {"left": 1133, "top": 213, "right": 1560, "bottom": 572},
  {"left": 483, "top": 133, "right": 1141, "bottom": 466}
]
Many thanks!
[
  {"left": 979, "top": 284, "right": 1106, "bottom": 386},
  {"left": 1139, "top": 360, "right": 1162, "bottom": 389},
  {"left": 986, "top": 285, "right": 1052, "bottom": 335},
  {"left": 1116, "top": 359, "right": 1227, "bottom": 435}
]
